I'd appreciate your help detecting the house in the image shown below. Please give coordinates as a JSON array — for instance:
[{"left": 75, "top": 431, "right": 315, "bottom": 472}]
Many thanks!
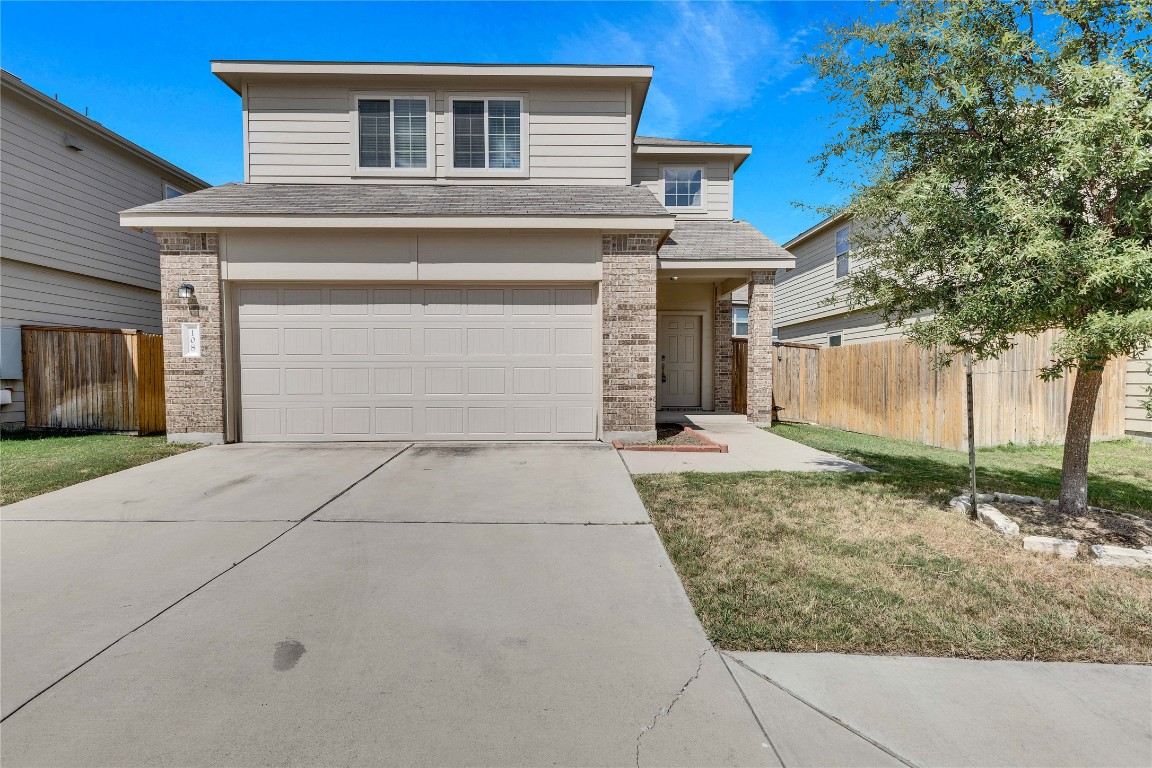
[
  {"left": 118, "top": 61, "right": 793, "bottom": 444},
  {"left": 0, "top": 70, "right": 208, "bottom": 429},
  {"left": 769, "top": 211, "right": 1152, "bottom": 441}
]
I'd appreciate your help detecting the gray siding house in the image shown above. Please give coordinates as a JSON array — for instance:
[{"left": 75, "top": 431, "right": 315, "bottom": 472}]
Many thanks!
[
  {"left": 119, "top": 60, "right": 793, "bottom": 444},
  {"left": 0, "top": 70, "right": 207, "bottom": 428},
  {"left": 767, "top": 212, "right": 1152, "bottom": 441}
]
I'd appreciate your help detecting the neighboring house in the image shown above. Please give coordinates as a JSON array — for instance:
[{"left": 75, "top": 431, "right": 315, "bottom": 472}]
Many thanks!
[
  {"left": 119, "top": 61, "right": 793, "bottom": 444},
  {"left": 766, "top": 211, "right": 1152, "bottom": 440},
  {"left": 0, "top": 70, "right": 208, "bottom": 429}
]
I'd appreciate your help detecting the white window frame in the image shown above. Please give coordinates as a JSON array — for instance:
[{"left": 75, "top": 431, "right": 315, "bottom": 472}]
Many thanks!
[
  {"left": 350, "top": 91, "right": 436, "bottom": 178},
  {"left": 162, "top": 182, "right": 185, "bottom": 199},
  {"left": 828, "top": 333, "right": 843, "bottom": 348},
  {"left": 732, "top": 305, "right": 749, "bottom": 337},
  {"left": 661, "top": 165, "right": 707, "bottom": 211},
  {"left": 835, "top": 225, "right": 851, "bottom": 279},
  {"left": 445, "top": 93, "right": 529, "bottom": 178}
]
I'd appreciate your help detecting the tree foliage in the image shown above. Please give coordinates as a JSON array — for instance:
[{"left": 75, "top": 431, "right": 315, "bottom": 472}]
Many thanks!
[{"left": 810, "top": 0, "right": 1152, "bottom": 376}]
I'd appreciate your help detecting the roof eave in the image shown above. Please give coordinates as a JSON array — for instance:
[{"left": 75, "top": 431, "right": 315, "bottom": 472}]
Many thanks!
[
  {"left": 657, "top": 257, "right": 795, "bottom": 271},
  {"left": 119, "top": 212, "right": 675, "bottom": 233},
  {"left": 633, "top": 144, "right": 753, "bottom": 170},
  {"left": 782, "top": 211, "right": 851, "bottom": 250}
]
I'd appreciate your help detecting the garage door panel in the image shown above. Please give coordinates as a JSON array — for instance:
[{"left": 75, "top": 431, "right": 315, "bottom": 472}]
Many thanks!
[{"left": 237, "top": 284, "right": 597, "bottom": 441}]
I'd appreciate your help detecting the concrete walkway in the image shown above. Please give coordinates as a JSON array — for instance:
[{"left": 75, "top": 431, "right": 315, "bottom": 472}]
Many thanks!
[
  {"left": 620, "top": 413, "right": 870, "bottom": 474},
  {"left": 725, "top": 652, "right": 1152, "bottom": 768}
]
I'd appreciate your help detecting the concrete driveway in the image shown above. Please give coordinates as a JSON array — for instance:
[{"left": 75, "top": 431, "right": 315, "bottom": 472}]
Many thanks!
[{"left": 1, "top": 442, "right": 773, "bottom": 767}]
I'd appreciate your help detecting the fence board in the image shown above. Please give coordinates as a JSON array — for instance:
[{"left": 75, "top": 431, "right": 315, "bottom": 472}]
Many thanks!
[
  {"left": 771, "top": 332, "right": 1125, "bottom": 448},
  {"left": 20, "top": 326, "right": 166, "bottom": 435}
]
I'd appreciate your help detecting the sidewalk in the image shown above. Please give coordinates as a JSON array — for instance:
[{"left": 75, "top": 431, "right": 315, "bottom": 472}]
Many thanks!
[{"left": 619, "top": 414, "right": 871, "bottom": 474}]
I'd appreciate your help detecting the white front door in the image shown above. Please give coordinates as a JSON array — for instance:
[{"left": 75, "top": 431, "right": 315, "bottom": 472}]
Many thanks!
[{"left": 657, "top": 314, "right": 702, "bottom": 408}]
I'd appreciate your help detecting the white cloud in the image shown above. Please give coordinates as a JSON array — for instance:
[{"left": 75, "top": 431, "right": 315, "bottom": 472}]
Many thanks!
[
  {"left": 784, "top": 75, "right": 818, "bottom": 97},
  {"left": 555, "top": 1, "right": 810, "bottom": 138}
]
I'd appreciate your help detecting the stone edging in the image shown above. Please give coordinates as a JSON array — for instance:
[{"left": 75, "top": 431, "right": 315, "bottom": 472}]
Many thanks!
[
  {"left": 613, "top": 426, "right": 729, "bottom": 453},
  {"left": 947, "top": 492, "right": 1152, "bottom": 569}
]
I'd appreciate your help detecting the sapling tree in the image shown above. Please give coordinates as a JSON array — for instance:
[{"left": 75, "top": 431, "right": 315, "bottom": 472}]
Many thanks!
[{"left": 808, "top": 0, "right": 1152, "bottom": 515}]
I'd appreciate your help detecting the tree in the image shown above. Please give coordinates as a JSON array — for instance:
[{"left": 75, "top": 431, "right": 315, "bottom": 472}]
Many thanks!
[{"left": 808, "top": 0, "right": 1152, "bottom": 515}]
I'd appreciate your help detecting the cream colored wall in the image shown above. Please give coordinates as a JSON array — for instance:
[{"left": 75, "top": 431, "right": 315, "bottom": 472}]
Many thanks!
[
  {"left": 776, "top": 310, "right": 908, "bottom": 346},
  {"left": 773, "top": 223, "right": 851, "bottom": 328},
  {"left": 1125, "top": 350, "right": 1151, "bottom": 438},
  {"left": 245, "top": 81, "right": 631, "bottom": 185},
  {"left": 656, "top": 281, "right": 715, "bottom": 409},
  {"left": 220, "top": 232, "right": 602, "bottom": 282},
  {"left": 631, "top": 156, "right": 733, "bottom": 219}
]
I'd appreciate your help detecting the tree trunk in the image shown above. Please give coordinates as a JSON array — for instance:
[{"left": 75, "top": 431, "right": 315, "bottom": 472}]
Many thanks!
[{"left": 1058, "top": 365, "right": 1104, "bottom": 517}]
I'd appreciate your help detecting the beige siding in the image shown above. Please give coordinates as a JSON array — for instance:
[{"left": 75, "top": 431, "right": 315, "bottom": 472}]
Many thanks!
[
  {"left": 1126, "top": 350, "right": 1151, "bottom": 438},
  {"left": 0, "top": 90, "right": 177, "bottom": 291},
  {"left": 773, "top": 224, "right": 851, "bottom": 328},
  {"left": 776, "top": 310, "right": 907, "bottom": 346},
  {"left": 631, "top": 156, "right": 733, "bottom": 219},
  {"left": 245, "top": 82, "right": 631, "bottom": 185}
]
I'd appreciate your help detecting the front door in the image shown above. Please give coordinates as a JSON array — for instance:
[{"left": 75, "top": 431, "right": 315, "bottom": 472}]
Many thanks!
[{"left": 657, "top": 314, "right": 702, "bottom": 408}]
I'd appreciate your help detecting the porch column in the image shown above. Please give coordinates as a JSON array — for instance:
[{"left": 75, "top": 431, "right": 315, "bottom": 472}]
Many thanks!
[
  {"left": 157, "top": 232, "right": 226, "bottom": 444},
  {"left": 746, "top": 269, "right": 775, "bottom": 424},
  {"left": 601, "top": 233, "right": 658, "bottom": 443},
  {"left": 713, "top": 291, "right": 733, "bottom": 411}
]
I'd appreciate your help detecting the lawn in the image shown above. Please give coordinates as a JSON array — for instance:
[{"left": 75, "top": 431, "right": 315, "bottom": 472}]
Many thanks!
[
  {"left": 634, "top": 426, "right": 1152, "bottom": 663},
  {"left": 0, "top": 431, "right": 200, "bottom": 506}
]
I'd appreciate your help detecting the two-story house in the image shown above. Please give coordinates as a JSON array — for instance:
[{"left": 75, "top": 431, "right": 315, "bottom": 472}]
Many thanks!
[
  {"left": 1, "top": 70, "right": 208, "bottom": 429},
  {"left": 120, "top": 61, "right": 793, "bottom": 444},
  {"left": 769, "top": 211, "right": 1152, "bottom": 441}
]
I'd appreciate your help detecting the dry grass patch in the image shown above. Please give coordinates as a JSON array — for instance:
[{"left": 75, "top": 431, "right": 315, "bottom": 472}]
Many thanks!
[{"left": 636, "top": 471, "right": 1152, "bottom": 662}]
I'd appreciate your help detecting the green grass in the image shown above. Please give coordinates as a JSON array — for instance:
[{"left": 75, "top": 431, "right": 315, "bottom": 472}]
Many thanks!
[
  {"left": 772, "top": 423, "right": 1152, "bottom": 515},
  {"left": 0, "top": 431, "right": 201, "bottom": 505},
  {"left": 634, "top": 427, "right": 1152, "bottom": 663}
]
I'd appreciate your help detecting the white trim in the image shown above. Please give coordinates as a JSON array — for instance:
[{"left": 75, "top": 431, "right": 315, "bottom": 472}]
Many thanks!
[
  {"left": 212, "top": 60, "right": 653, "bottom": 81},
  {"left": 350, "top": 91, "right": 436, "bottom": 178},
  {"left": 122, "top": 213, "right": 674, "bottom": 231},
  {"left": 660, "top": 164, "right": 706, "bottom": 211},
  {"left": 445, "top": 93, "right": 529, "bottom": 178},
  {"left": 828, "top": 332, "right": 844, "bottom": 348}
]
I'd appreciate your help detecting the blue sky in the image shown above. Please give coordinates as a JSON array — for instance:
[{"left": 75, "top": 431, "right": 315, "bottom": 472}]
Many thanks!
[{"left": 2, "top": 1, "right": 866, "bottom": 242}]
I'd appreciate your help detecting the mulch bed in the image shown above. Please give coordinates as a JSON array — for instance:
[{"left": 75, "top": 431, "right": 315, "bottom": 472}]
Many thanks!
[
  {"left": 997, "top": 501, "right": 1152, "bottom": 549},
  {"left": 614, "top": 423, "right": 728, "bottom": 452},
  {"left": 655, "top": 423, "right": 712, "bottom": 446}
]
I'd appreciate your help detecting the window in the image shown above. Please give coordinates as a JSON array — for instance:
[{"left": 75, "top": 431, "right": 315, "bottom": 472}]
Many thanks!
[
  {"left": 452, "top": 98, "right": 522, "bottom": 170},
  {"left": 356, "top": 96, "right": 429, "bottom": 171},
  {"left": 163, "top": 183, "right": 184, "bottom": 199},
  {"left": 732, "top": 306, "right": 749, "bottom": 336},
  {"left": 664, "top": 167, "right": 703, "bottom": 208},
  {"left": 829, "top": 334, "right": 843, "bottom": 347},
  {"left": 835, "top": 226, "right": 851, "bottom": 278}
]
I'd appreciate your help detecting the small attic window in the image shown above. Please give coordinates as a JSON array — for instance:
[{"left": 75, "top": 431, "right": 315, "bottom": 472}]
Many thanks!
[
  {"left": 163, "top": 184, "right": 185, "bottom": 199},
  {"left": 63, "top": 133, "right": 84, "bottom": 151}
]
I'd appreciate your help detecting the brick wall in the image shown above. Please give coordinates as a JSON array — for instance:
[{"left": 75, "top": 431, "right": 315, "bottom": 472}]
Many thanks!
[
  {"left": 601, "top": 233, "right": 658, "bottom": 441},
  {"left": 746, "top": 269, "right": 775, "bottom": 423},
  {"left": 713, "top": 294, "right": 733, "bottom": 411},
  {"left": 157, "top": 232, "right": 226, "bottom": 443}
]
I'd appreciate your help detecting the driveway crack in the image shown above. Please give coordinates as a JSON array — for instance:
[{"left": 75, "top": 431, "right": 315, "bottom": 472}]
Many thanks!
[{"left": 634, "top": 647, "right": 709, "bottom": 768}]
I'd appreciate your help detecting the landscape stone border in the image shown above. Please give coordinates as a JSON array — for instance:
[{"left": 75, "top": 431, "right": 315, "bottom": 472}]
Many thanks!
[
  {"left": 612, "top": 425, "right": 729, "bottom": 453},
  {"left": 946, "top": 492, "right": 1152, "bottom": 568}
]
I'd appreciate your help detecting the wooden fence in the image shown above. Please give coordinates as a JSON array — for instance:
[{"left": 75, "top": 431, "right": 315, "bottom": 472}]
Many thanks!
[
  {"left": 731, "top": 337, "right": 748, "bottom": 414},
  {"left": 21, "top": 326, "right": 166, "bottom": 435},
  {"left": 771, "top": 330, "right": 1126, "bottom": 448}
]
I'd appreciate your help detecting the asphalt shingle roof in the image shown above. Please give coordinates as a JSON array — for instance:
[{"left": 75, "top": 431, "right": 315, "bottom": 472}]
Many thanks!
[
  {"left": 634, "top": 135, "right": 748, "bottom": 148},
  {"left": 658, "top": 219, "right": 793, "bottom": 261},
  {"left": 123, "top": 183, "right": 672, "bottom": 218}
]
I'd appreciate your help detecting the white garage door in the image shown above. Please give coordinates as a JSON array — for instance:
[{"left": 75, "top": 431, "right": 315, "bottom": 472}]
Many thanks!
[{"left": 237, "top": 284, "right": 598, "bottom": 441}]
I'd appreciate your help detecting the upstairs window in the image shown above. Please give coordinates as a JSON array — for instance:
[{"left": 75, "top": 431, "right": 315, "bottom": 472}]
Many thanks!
[
  {"left": 357, "top": 96, "right": 429, "bottom": 170},
  {"left": 733, "top": 306, "right": 749, "bottom": 337},
  {"left": 835, "top": 226, "right": 851, "bottom": 278},
  {"left": 452, "top": 98, "right": 522, "bottom": 170},
  {"left": 664, "top": 168, "right": 703, "bottom": 208},
  {"left": 162, "top": 183, "right": 184, "bottom": 199}
]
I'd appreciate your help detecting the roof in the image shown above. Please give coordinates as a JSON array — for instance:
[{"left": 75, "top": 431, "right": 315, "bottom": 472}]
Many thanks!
[
  {"left": 782, "top": 211, "right": 851, "bottom": 250},
  {"left": 633, "top": 135, "right": 752, "bottom": 170},
  {"left": 1, "top": 70, "right": 209, "bottom": 192},
  {"left": 120, "top": 183, "right": 674, "bottom": 232},
  {"left": 635, "top": 136, "right": 748, "bottom": 148},
  {"left": 658, "top": 219, "right": 793, "bottom": 262}
]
